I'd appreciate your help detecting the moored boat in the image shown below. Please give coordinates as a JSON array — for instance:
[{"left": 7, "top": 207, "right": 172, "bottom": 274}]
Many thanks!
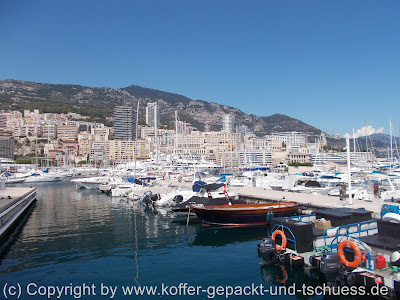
[
  {"left": 192, "top": 201, "right": 299, "bottom": 227},
  {"left": 171, "top": 196, "right": 245, "bottom": 216}
]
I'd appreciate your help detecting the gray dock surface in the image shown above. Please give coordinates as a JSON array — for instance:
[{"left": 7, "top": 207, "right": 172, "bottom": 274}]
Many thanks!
[
  {"left": 228, "top": 187, "right": 398, "bottom": 216},
  {"left": 0, "top": 187, "right": 37, "bottom": 241},
  {"left": 0, "top": 187, "right": 37, "bottom": 213}
]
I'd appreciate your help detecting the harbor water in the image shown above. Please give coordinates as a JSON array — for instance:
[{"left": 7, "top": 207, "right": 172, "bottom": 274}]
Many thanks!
[{"left": 0, "top": 180, "right": 364, "bottom": 299}]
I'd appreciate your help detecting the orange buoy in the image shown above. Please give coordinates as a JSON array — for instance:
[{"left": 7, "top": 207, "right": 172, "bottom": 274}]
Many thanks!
[
  {"left": 271, "top": 230, "right": 287, "bottom": 251},
  {"left": 338, "top": 240, "right": 362, "bottom": 268}
]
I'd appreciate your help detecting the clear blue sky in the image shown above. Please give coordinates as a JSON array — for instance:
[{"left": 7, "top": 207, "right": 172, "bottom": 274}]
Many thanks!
[{"left": 1, "top": 0, "right": 399, "bottom": 136}]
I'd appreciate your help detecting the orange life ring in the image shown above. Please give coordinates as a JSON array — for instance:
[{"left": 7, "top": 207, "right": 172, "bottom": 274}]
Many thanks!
[
  {"left": 276, "top": 265, "right": 288, "bottom": 284},
  {"left": 337, "top": 240, "right": 362, "bottom": 268},
  {"left": 272, "top": 230, "right": 287, "bottom": 251}
]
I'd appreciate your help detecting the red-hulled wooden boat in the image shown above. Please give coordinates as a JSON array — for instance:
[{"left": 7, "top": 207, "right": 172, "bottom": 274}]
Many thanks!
[{"left": 192, "top": 202, "right": 299, "bottom": 227}]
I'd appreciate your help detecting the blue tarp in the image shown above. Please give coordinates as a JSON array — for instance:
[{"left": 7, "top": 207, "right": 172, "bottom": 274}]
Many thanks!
[
  {"left": 381, "top": 204, "right": 400, "bottom": 219},
  {"left": 192, "top": 181, "right": 207, "bottom": 192},
  {"left": 124, "top": 177, "right": 147, "bottom": 186}
]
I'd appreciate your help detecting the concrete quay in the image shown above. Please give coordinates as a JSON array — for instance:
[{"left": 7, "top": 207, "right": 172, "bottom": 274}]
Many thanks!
[
  {"left": 0, "top": 187, "right": 37, "bottom": 243},
  {"left": 228, "top": 187, "right": 397, "bottom": 217}
]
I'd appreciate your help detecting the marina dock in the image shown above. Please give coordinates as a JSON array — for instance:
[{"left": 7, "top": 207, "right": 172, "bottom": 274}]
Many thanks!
[
  {"left": 228, "top": 187, "right": 394, "bottom": 217},
  {"left": 153, "top": 179, "right": 398, "bottom": 217},
  {"left": 0, "top": 186, "right": 37, "bottom": 243}
]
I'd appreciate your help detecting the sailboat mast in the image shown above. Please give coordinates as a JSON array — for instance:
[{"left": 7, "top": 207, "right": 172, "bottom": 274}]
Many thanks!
[
  {"left": 346, "top": 137, "right": 352, "bottom": 205},
  {"left": 175, "top": 111, "right": 178, "bottom": 158},
  {"left": 155, "top": 102, "right": 158, "bottom": 166},
  {"left": 134, "top": 101, "right": 139, "bottom": 182},
  {"left": 390, "top": 119, "right": 393, "bottom": 169},
  {"left": 35, "top": 129, "right": 38, "bottom": 173},
  {"left": 364, "top": 121, "right": 368, "bottom": 152}
]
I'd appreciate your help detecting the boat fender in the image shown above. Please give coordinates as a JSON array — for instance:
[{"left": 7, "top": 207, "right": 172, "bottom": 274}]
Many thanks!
[
  {"left": 395, "top": 272, "right": 400, "bottom": 281},
  {"left": 382, "top": 212, "right": 400, "bottom": 223},
  {"left": 337, "top": 240, "right": 361, "bottom": 268},
  {"left": 272, "top": 230, "right": 287, "bottom": 251},
  {"left": 361, "top": 250, "right": 367, "bottom": 263},
  {"left": 326, "top": 227, "right": 338, "bottom": 237},
  {"left": 391, "top": 251, "right": 400, "bottom": 267},
  {"left": 266, "top": 210, "right": 275, "bottom": 222}
]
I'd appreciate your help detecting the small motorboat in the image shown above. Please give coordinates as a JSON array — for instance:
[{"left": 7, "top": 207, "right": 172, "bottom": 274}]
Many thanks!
[
  {"left": 171, "top": 196, "right": 245, "bottom": 216},
  {"left": 170, "top": 183, "right": 240, "bottom": 216},
  {"left": 192, "top": 201, "right": 299, "bottom": 227}
]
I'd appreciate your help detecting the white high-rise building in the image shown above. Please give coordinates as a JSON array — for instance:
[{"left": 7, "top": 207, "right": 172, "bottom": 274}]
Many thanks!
[
  {"left": 146, "top": 102, "right": 160, "bottom": 129},
  {"left": 222, "top": 114, "right": 235, "bottom": 132}
]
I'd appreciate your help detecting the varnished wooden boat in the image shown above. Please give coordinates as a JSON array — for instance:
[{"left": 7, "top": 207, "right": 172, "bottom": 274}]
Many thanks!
[{"left": 192, "top": 202, "right": 299, "bottom": 227}]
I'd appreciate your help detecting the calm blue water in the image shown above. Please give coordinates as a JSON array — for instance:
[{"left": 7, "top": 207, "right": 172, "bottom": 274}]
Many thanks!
[{"left": 0, "top": 181, "right": 328, "bottom": 299}]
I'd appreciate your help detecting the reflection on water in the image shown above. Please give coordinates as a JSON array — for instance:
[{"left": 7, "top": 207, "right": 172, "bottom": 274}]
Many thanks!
[
  {"left": 193, "top": 226, "right": 270, "bottom": 247},
  {"left": 260, "top": 263, "right": 325, "bottom": 299},
  {"left": 0, "top": 180, "right": 331, "bottom": 299}
]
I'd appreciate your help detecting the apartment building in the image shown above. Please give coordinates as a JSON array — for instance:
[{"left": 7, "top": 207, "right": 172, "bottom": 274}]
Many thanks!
[
  {"left": 145, "top": 102, "right": 159, "bottom": 128},
  {"left": 57, "top": 121, "right": 79, "bottom": 141},
  {"left": 43, "top": 123, "right": 57, "bottom": 139},
  {"left": 265, "top": 131, "right": 307, "bottom": 150},
  {"left": 89, "top": 141, "right": 105, "bottom": 162},
  {"left": 0, "top": 137, "right": 15, "bottom": 159},
  {"left": 113, "top": 106, "right": 137, "bottom": 140},
  {"left": 77, "top": 131, "right": 94, "bottom": 156},
  {"left": 216, "top": 149, "right": 272, "bottom": 170},
  {"left": 24, "top": 124, "right": 42, "bottom": 137},
  {"left": 105, "top": 139, "right": 148, "bottom": 162}
]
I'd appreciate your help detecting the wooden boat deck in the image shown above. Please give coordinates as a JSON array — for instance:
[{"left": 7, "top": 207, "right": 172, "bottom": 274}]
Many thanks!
[{"left": 197, "top": 202, "right": 298, "bottom": 211}]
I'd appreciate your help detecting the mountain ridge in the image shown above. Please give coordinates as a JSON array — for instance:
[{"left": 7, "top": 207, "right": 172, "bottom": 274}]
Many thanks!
[
  {"left": 1, "top": 79, "right": 398, "bottom": 157},
  {"left": 0, "top": 79, "right": 322, "bottom": 135}
]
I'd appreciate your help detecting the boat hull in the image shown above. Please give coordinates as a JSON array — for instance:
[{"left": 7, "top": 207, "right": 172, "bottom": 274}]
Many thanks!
[
  {"left": 171, "top": 196, "right": 244, "bottom": 214},
  {"left": 24, "top": 176, "right": 62, "bottom": 183},
  {"left": 193, "top": 202, "right": 299, "bottom": 227},
  {"left": 4, "top": 178, "right": 26, "bottom": 184}
]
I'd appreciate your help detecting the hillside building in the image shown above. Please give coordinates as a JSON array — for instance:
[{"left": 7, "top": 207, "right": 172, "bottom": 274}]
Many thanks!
[
  {"left": 43, "top": 123, "right": 57, "bottom": 139},
  {"left": 57, "top": 121, "right": 79, "bottom": 141}
]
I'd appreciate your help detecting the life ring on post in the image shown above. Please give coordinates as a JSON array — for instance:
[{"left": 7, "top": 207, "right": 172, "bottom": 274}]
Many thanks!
[
  {"left": 272, "top": 230, "right": 287, "bottom": 251},
  {"left": 337, "top": 240, "right": 362, "bottom": 268}
]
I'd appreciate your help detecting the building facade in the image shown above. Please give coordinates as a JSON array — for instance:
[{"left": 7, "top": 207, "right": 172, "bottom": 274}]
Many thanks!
[
  {"left": 113, "top": 106, "right": 137, "bottom": 141},
  {"left": 57, "top": 121, "right": 79, "bottom": 141},
  {"left": 0, "top": 137, "right": 15, "bottom": 159},
  {"left": 222, "top": 114, "right": 235, "bottom": 132},
  {"left": 145, "top": 102, "right": 160, "bottom": 128}
]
